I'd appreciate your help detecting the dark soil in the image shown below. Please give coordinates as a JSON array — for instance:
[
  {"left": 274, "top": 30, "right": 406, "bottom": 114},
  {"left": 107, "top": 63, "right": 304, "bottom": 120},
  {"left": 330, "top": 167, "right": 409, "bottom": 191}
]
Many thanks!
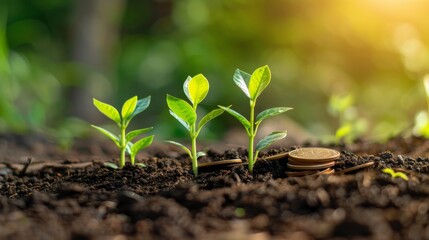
[{"left": 1, "top": 134, "right": 429, "bottom": 240}]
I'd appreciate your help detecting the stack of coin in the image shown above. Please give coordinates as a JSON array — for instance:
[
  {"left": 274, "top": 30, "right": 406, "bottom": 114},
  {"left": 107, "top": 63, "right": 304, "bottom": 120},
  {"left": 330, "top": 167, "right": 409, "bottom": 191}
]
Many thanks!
[{"left": 286, "top": 147, "right": 340, "bottom": 176}]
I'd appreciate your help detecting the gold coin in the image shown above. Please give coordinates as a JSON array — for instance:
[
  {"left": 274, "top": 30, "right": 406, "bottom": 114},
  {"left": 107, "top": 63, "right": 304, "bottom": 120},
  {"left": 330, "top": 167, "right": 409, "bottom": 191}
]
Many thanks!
[
  {"left": 198, "top": 159, "right": 242, "bottom": 168},
  {"left": 286, "top": 169, "right": 318, "bottom": 177},
  {"left": 287, "top": 161, "right": 335, "bottom": 170},
  {"left": 288, "top": 147, "right": 340, "bottom": 162},
  {"left": 263, "top": 152, "right": 289, "bottom": 161}
]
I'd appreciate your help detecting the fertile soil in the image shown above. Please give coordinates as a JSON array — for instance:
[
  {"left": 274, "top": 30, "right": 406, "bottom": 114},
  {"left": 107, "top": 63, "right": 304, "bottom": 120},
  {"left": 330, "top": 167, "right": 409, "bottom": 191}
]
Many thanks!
[{"left": 1, "top": 134, "right": 429, "bottom": 240}]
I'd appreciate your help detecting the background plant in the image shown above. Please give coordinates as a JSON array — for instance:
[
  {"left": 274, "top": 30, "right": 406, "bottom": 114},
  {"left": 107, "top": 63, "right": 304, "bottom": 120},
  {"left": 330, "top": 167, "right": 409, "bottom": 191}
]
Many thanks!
[
  {"left": 92, "top": 96, "right": 154, "bottom": 169},
  {"left": 382, "top": 168, "right": 409, "bottom": 181},
  {"left": 219, "top": 65, "right": 291, "bottom": 173},
  {"left": 413, "top": 77, "right": 429, "bottom": 138},
  {"left": 327, "top": 94, "right": 367, "bottom": 143},
  {"left": 166, "top": 74, "right": 224, "bottom": 176}
]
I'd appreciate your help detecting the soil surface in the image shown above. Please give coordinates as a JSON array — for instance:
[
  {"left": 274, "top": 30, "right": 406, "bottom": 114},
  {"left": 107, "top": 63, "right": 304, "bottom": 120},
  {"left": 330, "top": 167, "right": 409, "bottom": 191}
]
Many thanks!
[{"left": 1, "top": 134, "right": 429, "bottom": 240}]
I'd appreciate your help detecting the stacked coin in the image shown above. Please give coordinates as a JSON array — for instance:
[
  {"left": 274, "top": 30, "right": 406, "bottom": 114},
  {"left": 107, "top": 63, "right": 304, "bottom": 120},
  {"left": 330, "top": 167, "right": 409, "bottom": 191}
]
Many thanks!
[{"left": 286, "top": 147, "right": 340, "bottom": 176}]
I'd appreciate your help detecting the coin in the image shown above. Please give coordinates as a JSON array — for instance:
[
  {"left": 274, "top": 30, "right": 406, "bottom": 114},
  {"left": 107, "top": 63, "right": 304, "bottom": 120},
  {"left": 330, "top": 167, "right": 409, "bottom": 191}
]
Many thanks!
[
  {"left": 198, "top": 159, "right": 242, "bottom": 169},
  {"left": 288, "top": 147, "right": 340, "bottom": 162},
  {"left": 286, "top": 169, "right": 318, "bottom": 177},
  {"left": 287, "top": 161, "right": 335, "bottom": 170},
  {"left": 263, "top": 152, "right": 289, "bottom": 161}
]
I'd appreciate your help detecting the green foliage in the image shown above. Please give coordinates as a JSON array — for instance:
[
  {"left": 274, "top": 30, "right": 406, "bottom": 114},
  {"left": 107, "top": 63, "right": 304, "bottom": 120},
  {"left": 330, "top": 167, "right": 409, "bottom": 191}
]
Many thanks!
[
  {"left": 328, "top": 94, "right": 367, "bottom": 144},
  {"left": 414, "top": 78, "right": 429, "bottom": 138},
  {"left": 382, "top": 168, "right": 409, "bottom": 181},
  {"left": 166, "top": 74, "right": 224, "bottom": 176},
  {"left": 220, "top": 65, "right": 292, "bottom": 173},
  {"left": 92, "top": 96, "right": 154, "bottom": 169}
]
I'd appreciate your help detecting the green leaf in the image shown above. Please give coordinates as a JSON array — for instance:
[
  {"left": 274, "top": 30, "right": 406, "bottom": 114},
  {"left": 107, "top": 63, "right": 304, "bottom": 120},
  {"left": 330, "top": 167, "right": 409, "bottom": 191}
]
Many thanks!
[
  {"left": 197, "top": 151, "right": 206, "bottom": 159},
  {"left": 233, "top": 69, "right": 251, "bottom": 98},
  {"left": 249, "top": 65, "right": 271, "bottom": 101},
  {"left": 382, "top": 168, "right": 395, "bottom": 175},
  {"left": 91, "top": 125, "right": 120, "bottom": 147},
  {"left": 197, "top": 108, "right": 225, "bottom": 133},
  {"left": 126, "top": 127, "right": 153, "bottom": 142},
  {"left": 131, "top": 135, "right": 154, "bottom": 157},
  {"left": 256, "top": 131, "right": 287, "bottom": 151},
  {"left": 394, "top": 172, "right": 409, "bottom": 181},
  {"left": 166, "top": 94, "right": 196, "bottom": 127},
  {"left": 103, "top": 162, "right": 119, "bottom": 169},
  {"left": 165, "top": 140, "right": 192, "bottom": 157},
  {"left": 256, "top": 107, "right": 292, "bottom": 125},
  {"left": 335, "top": 124, "right": 352, "bottom": 140},
  {"left": 93, "top": 98, "right": 121, "bottom": 124},
  {"left": 130, "top": 96, "right": 151, "bottom": 120},
  {"left": 218, "top": 105, "right": 250, "bottom": 131},
  {"left": 184, "top": 74, "right": 209, "bottom": 106},
  {"left": 135, "top": 163, "right": 146, "bottom": 168},
  {"left": 126, "top": 142, "right": 133, "bottom": 155},
  {"left": 121, "top": 96, "right": 138, "bottom": 123},
  {"left": 169, "top": 110, "right": 190, "bottom": 131}
]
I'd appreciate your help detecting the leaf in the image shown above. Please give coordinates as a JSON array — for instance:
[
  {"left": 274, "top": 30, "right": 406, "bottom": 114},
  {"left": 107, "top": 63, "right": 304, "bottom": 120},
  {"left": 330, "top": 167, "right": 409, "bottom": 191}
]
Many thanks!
[
  {"left": 218, "top": 105, "right": 250, "bottom": 131},
  {"left": 165, "top": 140, "right": 192, "bottom": 157},
  {"left": 135, "top": 163, "right": 146, "bottom": 168},
  {"left": 197, "top": 108, "right": 225, "bottom": 133},
  {"left": 126, "top": 127, "right": 153, "bottom": 142},
  {"left": 256, "top": 131, "right": 287, "bottom": 151},
  {"left": 93, "top": 98, "right": 121, "bottom": 124},
  {"left": 126, "top": 142, "right": 133, "bottom": 155},
  {"left": 335, "top": 124, "right": 352, "bottom": 140},
  {"left": 183, "top": 76, "right": 192, "bottom": 103},
  {"left": 197, "top": 151, "right": 206, "bottom": 159},
  {"left": 249, "top": 65, "right": 271, "bottom": 101},
  {"left": 166, "top": 94, "right": 196, "bottom": 127},
  {"left": 91, "top": 125, "right": 120, "bottom": 147},
  {"left": 131, "top": 135, "right": 154, "bottom": 156},
  {"left": 256, "top": 107, "right": 292, "bottom": 125},
  {"left": 103, "top": 162, "right": 119, "bottom": 169},
  {"left": 130, "top": 96, "right": 151, "bottom": 120},
  {"left": 233, "top": 69, "right": 251, "bottom": 98},
  {"left": 121, "top": 96, "right": 138, "bottom": 123},
  {"left": 186, "top": 74, "right": 209, "bottom": 106},
  {"left": 169, "top": 110, "right": 190, "bottom": 131},
  {"left": 382, "top": 168, "right": 395, "bottom": 175}
]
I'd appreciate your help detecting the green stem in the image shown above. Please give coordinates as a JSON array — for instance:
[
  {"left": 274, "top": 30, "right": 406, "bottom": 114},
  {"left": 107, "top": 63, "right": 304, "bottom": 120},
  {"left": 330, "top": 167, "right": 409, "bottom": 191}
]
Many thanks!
[
  {"left": 120, "top": 125, "right": 126, "bottom": 168},
  {"left": 191, "top": 132, "right": 198, "bottom": 176},
  {"left": 248, "top": 101, "right": 255, "bottom": 173}
]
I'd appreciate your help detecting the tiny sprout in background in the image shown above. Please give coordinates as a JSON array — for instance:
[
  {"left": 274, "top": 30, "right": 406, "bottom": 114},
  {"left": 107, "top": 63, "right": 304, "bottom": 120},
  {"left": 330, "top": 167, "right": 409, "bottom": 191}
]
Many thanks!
[
  {"left": 166, "top": 74, "right": 225, "bottom": 176},
  {"left": 382, "top": 168, "right": 409, "bottom": 181},
  {"left": 92, "top": 96, "right": 154, "bottom": 169},
  {"left": 413, "top": 76, "right": 429, "bottom": 138},
  {"left": 327, "top": 93, "right": 367, "bottom": 144},
  {"left": 219, "top": 65, "right": 292, "bottom": 173},
  {"left": 234, "top": 207, "right": 246, "bottom": 218}
]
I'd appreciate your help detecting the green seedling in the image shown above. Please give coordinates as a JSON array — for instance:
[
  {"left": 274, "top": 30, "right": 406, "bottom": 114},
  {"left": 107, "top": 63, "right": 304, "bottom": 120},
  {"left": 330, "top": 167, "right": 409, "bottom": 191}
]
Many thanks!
[
  {"left": 92, "top": 96, "right": 154, "bottom": 169},
  {"left": 166, "top": 74, "right": 225, "bottom": 176},
  {"left": 219, "top": 65, "right": 292, "bottom": 173},
  {"left": 382, "top": 168, "right": 409, "bottom": 181},
  {"left": 414, "top": 77, "right": 429, "bottom": 137}
]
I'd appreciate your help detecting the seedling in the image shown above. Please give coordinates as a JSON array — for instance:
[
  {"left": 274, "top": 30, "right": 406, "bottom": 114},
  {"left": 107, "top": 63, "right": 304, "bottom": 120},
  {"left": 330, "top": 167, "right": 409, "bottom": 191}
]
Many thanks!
[
  {"left": 166, "top": 74, "right": 225, "bottom": 176},
  {"left": 414, "top": 76, "right": 429, "bottom": 137},
  {"left": 92, "top": 96, "right": 154, "bottom": 169},
  {"left": 219, "top": 65, "right": 292, "bottom": 173},
  {"left": 382, "top": 168, "right": 409, "bottom": 181}
]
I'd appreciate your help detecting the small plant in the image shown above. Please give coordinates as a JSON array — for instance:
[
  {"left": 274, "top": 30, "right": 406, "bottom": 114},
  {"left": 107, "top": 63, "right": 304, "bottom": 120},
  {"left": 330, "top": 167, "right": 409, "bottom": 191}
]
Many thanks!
[
  {"left": 327, "top": 93, "right": 367, "bottom": 144},
  {"left": 166, "top": 74, "right": 225, "bottom": 176},
  {"left": 219, "top": 65, "right": 292, "bottom": 173},
  {"left": 382, "top": 168, "right": 409, "bottom": 181},
  {"left": 92, "top": 96, "right": 154, "bottom": 169},
  {"left": 413, "top": 77, "right": 429, "bottom": 137}
]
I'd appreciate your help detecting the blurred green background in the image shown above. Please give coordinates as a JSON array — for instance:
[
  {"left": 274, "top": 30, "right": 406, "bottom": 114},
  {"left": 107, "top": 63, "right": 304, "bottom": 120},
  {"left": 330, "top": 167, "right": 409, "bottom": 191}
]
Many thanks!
[{"left": 1, "top": 0, "right": 429, "bottom": 146}]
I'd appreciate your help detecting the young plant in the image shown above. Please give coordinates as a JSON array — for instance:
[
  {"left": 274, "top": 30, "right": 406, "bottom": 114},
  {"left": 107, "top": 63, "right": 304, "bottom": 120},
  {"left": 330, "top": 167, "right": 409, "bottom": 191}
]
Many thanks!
[
  {"left": 92, "top": 96, "right": 154, "bottom": 169},
  {"left": 414, "top": 76, "right": 429, "bottom": 137},
  {"left": 166, "top": 74, "right": 225, "bottom": 176},
  {"left": 219, "top": 65, "right": 292, "bottom": 173},
  {"left": 382, "top": 168, "right": 409, "bottom": 181}
]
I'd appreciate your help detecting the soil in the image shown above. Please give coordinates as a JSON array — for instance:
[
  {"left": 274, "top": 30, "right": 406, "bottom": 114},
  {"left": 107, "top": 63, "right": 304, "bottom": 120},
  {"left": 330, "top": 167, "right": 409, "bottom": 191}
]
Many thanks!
[{"left": 1, "top": 134, "right": 429, "bottom": 240}]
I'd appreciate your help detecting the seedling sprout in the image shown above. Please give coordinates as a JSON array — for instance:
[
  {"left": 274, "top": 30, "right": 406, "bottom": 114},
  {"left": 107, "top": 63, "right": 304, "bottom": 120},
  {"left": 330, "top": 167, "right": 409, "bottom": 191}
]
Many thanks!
[
  {"left": 166, "top": 74, "right": 225, "bottom": 176},
  {"left": 92, "top": 96, "right": 154, "bottom": 169},
  {"left": 382, "top": 168, "right": 409, "bottom": 181},
  {"left": 219, "top": 65, "right": 292, "bottom": 173}
]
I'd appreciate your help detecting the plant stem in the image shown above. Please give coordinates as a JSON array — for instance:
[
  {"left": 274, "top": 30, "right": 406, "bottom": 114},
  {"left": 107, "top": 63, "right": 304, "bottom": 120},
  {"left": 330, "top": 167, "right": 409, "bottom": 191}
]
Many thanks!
[
  {"left": 120, "top": 125, "right": 126, "bottom": 168},
  {"left": 248, "top": 101, "right": 256, "bottom": 173},
  {"left": 191, "top": 123, "right": 198, "bottom": 176}
]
